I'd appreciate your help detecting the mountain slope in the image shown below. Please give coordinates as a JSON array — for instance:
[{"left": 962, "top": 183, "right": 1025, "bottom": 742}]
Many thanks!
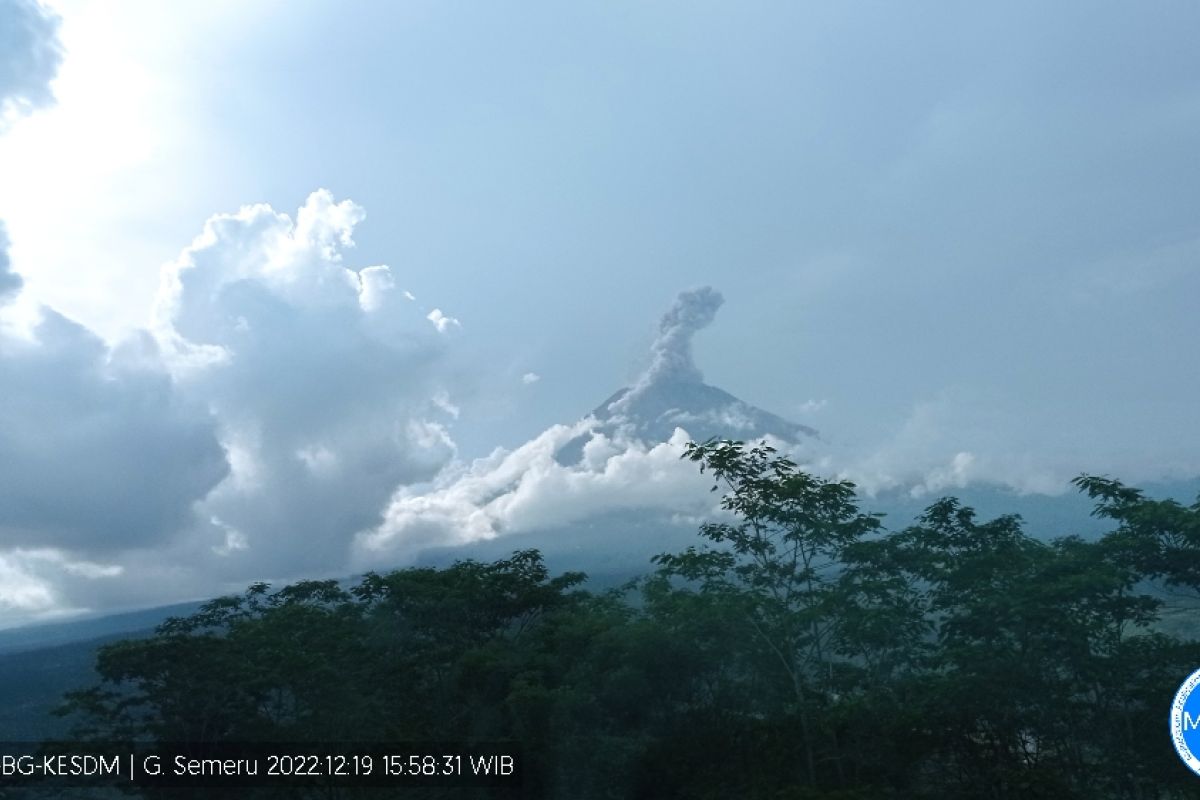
[{"left": 557, "top": 287, "right": 815, "bottom": 464}]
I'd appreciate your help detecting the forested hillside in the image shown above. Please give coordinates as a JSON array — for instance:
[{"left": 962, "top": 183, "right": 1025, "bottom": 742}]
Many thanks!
[{"left": 49, "top": 441, "right": 1200, "bottom": 799}]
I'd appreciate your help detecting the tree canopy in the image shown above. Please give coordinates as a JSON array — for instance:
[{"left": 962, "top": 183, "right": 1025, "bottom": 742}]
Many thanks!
[{"left": 53, "top": 441, "right": 1200, "bottom": 799}]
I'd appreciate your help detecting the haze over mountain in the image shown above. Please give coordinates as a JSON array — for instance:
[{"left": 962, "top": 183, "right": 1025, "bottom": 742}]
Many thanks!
[
  {"left": 405, "top": 285, "right": 1199, "bottom": 577},
  {"left": 355, "top": 288, "right": 791, "bottom": 566},
  {"left": 1, "top": 1, "right": 1198, "bottom": 631}
]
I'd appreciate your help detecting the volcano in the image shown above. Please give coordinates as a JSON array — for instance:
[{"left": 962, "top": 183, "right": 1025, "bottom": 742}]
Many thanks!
[{"left": 556, "top": 287, "right": 816, "bottom": 464}]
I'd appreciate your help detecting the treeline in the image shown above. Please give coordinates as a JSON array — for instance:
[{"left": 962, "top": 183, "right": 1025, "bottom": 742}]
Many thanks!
[{"left": 53, "top": 441, "right": 1200, "bottom": 798}]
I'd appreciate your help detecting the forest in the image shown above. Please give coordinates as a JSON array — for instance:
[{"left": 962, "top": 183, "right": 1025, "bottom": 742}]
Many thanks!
[{"left": 43, "top": 439, "right": 1200, "bottom": 799}]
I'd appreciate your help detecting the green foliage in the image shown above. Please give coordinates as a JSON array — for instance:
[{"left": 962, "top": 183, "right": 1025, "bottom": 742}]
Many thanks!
[
  {"left": 51, "top": 447, "right": 1200, "bottom": 799},
  {"left": 1075, "top": 475, "right": 1200, "bottom": 595}
]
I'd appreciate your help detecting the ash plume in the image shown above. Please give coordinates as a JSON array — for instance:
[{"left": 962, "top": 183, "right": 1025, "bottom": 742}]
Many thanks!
[
  {"left": 605, "top": 286, "right": 725, "bottom": 420},
  {"left": 640, "top": 287, "right": 724, "bottom": 387}
]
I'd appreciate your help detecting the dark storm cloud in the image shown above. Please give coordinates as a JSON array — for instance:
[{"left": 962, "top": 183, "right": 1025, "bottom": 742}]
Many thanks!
[{"left": 0, "top": 311, "right": 228, "bottom": 553}]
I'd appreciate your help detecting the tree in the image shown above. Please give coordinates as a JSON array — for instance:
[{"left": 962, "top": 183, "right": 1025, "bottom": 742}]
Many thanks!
[
  {"left": 51, "top": 455, "right": 1200, "bottom": 799},
  {"left": 651, "top": 438, "right": 884, "bottom": 789},
  {"left": 1075, "top": 475, "right": 1200, "bottom": 600},
  {"left": 55, "top": 551, "right": 592, "bottom": 798}
]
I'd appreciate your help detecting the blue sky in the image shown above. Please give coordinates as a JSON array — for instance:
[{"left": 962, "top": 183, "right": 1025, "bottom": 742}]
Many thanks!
[{"left": 0, "top": 0, "right": 1197, "bottom": 624}]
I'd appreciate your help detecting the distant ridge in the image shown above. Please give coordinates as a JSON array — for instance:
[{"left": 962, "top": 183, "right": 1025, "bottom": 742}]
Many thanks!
[{"left": 0, "top": 600, "right": 203, "bottom": 655}]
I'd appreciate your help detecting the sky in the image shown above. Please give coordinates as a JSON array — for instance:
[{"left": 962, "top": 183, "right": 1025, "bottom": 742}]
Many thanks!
[{"left": 0, "top": 0, "right": 1198, "bottom": 625}]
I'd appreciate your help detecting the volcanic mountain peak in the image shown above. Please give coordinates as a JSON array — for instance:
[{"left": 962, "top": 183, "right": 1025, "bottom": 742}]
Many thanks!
[
  {"left": 592, "top": 380, "right": 817, "bottom": 445},
  {"left": 556, "top": 288, "right": 816, "bottom": 463}
]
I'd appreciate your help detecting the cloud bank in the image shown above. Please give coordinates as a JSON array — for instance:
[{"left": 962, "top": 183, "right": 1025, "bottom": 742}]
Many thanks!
[
  {"left": 0, "top": 0, "right": 59, "bottom": 295},
  {"left": 355, "top": 423, "right": 717, "bottom": 567},
  {"left": 153, "top": 190, "right": 462, "bottom": 576},
  {"left": 0, "top": 315, "right": 227, "bottom": 554},
  {"left": 0, "top": 235, "right": 229, "bottom": 621},
  {"left": 0, "top": 222, "right": 21, "bottom": 299},
  {"left": 0, "top": 0, "right": 60, "bottom": 131},
  {"left": 0, "top": 189, "right": 466, "bottom": 624}
]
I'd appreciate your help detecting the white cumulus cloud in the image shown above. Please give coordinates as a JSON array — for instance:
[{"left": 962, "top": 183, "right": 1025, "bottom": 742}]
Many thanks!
[
  {"left": 0, "top": 186, "right": 472, "bottom": 626},
  {"left": 354, "top": 423, "right": 717, "bottom": 567},
  {"left": 426, "top": 308, "right": 461, "bottom": 333},
  {"left": 151, "top": 190, "right": 464, "bottom": 579}
]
